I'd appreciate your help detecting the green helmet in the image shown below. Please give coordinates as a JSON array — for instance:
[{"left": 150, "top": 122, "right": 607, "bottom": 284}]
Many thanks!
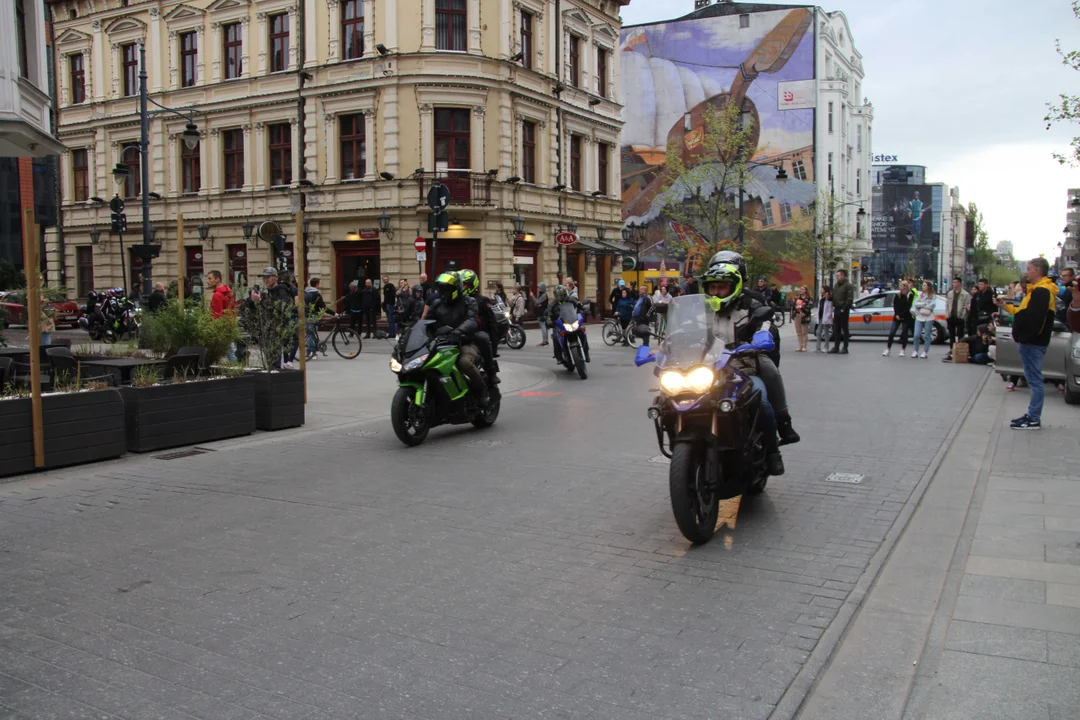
[
  {"left": 553, "top": 284, "right": 568, "bottom": 302},
  {"left": 459, "top": 269, "right": 479, "bottom": 297},
  {"left": 435, "top": 272, "right": 462, "bottom": 301},
  {"left": 700, "top": 260, "right": 744, "bottom": 312}
]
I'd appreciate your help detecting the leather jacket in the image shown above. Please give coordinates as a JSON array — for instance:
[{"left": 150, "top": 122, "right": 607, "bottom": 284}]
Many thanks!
[{"left": 430, "top": 295, "right": 478, "bottom": 338}]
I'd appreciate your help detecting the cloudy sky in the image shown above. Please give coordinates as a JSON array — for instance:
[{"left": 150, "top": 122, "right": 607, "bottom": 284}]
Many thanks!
[{"left": 620, "top": 0, "right": 1080, "bottom": 261}]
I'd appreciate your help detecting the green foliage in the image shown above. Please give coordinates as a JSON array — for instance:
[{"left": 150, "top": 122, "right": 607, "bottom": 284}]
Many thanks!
[
  {"left": 784, "top": 192, "right": 857, "bottom": 293},
  {"left": 138, "top": 302, "right": 239, "bottom": 366},
  {"left": 0, "top": 259, "right": 23, "bottom": 291},
  {"left": 1046, "top": 1, "right": 1080, "bottom": 165},
  {"left": 130, "top": 363, "right": 162, "bottom": 388},
  {"left": 238, "top": 288, "right": 299, "bottom": 371}
]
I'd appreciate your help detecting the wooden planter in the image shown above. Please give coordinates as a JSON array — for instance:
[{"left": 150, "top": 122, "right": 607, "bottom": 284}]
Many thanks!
[
  {"left": 0, "top": 390, "right": 127, "bottom": 478},
  {"left": 119, "top": 375, "right": 255, "bottom": 453},
  {"left": 251, "top": 370, "right": 305, "bottom": 431}
]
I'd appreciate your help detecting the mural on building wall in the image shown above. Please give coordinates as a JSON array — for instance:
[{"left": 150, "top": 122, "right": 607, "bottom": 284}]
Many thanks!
[{"left": 620, "top": 8, "right": 816, "bottom": 286}]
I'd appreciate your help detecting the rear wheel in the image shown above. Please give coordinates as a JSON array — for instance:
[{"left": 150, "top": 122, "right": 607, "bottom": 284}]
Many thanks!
[
  {"left": 669, "top": 443, "right": 718, "bottom": 545},
  {"left": 391, "top": 386, "right": 429, "bottom": 446},
  {"left": 507, "top": 326, "right": 526, "bottom": 349},
  {"left": 932, "top": 322, "right": 945, "bottom": 345},
  {"left": 572, "top": 345, "right": 588, "bottom": 379},
  {"left": 472, "top": 390, "right": 501, "bottom": 427},
  {"left": 332, "top": 327, "right": 362, "bottom": 358},
  {"left": 1066, "top": 384, "right": 1080, "bottom": 406},
  {"left": 602, "top": 320, "right": 620, "bottom": 346}
]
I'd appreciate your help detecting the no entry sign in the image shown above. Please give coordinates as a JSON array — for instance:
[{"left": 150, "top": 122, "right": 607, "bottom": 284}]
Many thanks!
[{"left": 414, "top": 237, "right": 427, "bottom": 252}]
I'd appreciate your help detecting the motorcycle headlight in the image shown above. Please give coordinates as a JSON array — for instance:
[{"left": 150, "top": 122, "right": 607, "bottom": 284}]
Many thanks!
[
  {"left": 686, "top": 366, "right": 715, "bottom": 393},
  {"left": 389, "top": 357, "right": 402, "bottom": 373},
  {"left": 659, "top": 370, "right": 686, "bottom": 394},
  {"left": 504, "top": 311, "right": 511, "bottom": 319},
  {"left": 403, "top": 354, "right": 428, "bottom": 372},
  {"left": 565, "top": 321, "right": 579, "bottom": 332}
]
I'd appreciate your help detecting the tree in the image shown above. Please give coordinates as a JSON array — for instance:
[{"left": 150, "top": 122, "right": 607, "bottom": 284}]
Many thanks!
[
  {"left": 967, "top": 202, "right": 997, "bottom": 279},
  {"left": 1046, "top": 1, "right": 1080, "bottom": 165},
  {"left": 785, "top": 192, "right": 856, "bottom": 294}
]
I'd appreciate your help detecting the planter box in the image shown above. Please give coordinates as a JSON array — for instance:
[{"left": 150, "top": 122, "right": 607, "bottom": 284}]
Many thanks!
[
  {"left": 0, "top": 390, "right": 127, "bottom": 478},
  {"left": 251, "top": 370, "right": 305, "bottom": 431},
  {"left": 119, "top": 375, "right": 255, "bottom": 453}
]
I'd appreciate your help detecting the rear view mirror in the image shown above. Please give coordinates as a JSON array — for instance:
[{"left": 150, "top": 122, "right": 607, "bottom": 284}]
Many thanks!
[{"left": 753, "top": 305, "right": 775, "bottom": 322}]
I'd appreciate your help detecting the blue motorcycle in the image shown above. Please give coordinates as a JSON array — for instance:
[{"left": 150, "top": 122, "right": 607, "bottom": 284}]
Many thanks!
[
  {"left": 554, "top": 303, "right": 588, "bottom": 380},
  {"left": 636, "top": 295, "right": 775, "bottom": 544}
]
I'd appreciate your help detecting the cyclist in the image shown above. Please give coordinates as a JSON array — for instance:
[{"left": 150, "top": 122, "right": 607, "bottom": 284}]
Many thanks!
[
  {"left": 429, "top": 272, "right": 489, "bottom": 406},
  {"left": 304, "top": 277, "right": 330, "bottom": 358},
  {"left": 458, "top": 270, "right": 500, "bottom": 385},
  {"left": 632, "top": 287, "right": 656, "bottom": 347}
]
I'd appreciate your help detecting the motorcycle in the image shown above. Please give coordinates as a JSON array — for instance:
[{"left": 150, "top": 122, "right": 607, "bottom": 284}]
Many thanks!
[
  {"left": 493, "top": 299, "right": 526, "bottom": 350},
  {"left": 79, "top": 293, "right": 139, "bottom": 342},
  {"left": 635, "top": 295, "right": 775, "bottom": 545},
  {"left": 388, "top": 320, "right": 500, "bottom": 446},
  {"left": 554, "top": 303, "right": 588, "bottom": 380}
]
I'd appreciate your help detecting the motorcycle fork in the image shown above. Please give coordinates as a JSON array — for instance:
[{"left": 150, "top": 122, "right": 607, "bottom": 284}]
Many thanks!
[{"left": 705, "top": 411, "right": 721, "bottom": 491}]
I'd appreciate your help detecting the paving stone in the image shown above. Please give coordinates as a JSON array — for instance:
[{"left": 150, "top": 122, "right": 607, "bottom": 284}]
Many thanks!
[{"left": 944, "top": 620, "right": 1047, "bottom": 662}]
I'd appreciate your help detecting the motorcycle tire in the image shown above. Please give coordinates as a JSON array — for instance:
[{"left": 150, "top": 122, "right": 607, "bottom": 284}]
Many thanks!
[
  {"left": 391, "top": 386, "right": 429, "bottom": 446},
  {"left": 472, "top": 389, "right": 501, "bottom": 428},
  {"left": 507, "top": 326, "right": 526, "bottom": 350},
  {"left": 669, "top": 443, "right": 719, "bottom": 545},
  {"left": 572, "top": 345, "right": 588, "bottom": 380}
]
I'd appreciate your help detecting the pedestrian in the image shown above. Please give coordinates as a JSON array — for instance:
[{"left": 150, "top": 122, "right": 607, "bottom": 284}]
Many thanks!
[
  {"left": 346, "top": 280, "right": 362, "bottom": 333},
  {"left": 943, "top": 277, "right": 971, "bottom": 361},
  {"left": 792, "top": 285, "right": 812, "bottom": 351},
  {"left": 1056, "top": 267, "right": 1075, "bottom": 323},
  {"left": 206, "top": 270, "right": 235, "bottom": 320},
  {"left": 381, "top": 275, "right": 398, "bottom": 338},
  {"left": 958, "top": 324, "right": 994, "bottom": 365},
  {"left": 828, "top": 269, "right": 855, "bottom": 354},
  {"left": 248, "top": 267, "right": 296, "bottom": 369},
  {"left": 304, "top": 277, "right": 329, "bottom": 357},
  {"left": 682, "top": 273, "right": 700, "bottom": 295},
  {"left": 147, "top": 282, "right": 167, "bottom": 312},
  {"left": 615, "top": 288, "right": 635, "bottom": 346},
  {"left": 38, "top": 296, "right": 55, "bottom": 346},
  {"left": 1068, "top": 278, "right": 1080, "bottom": 333},
  {"left": 360, "top": 278, "right": 379, "bottom": 338},
  {"left": 912, "top": 281, "right": 937, "bottom": 359},
  {"left": 419, "top": 272, "right": 437, "bottom": 305},
  {"left": 566, "top": 279, "right": 579, "bottom": 303},
  {"left": 815, "top": 286, "right": 833, "bottom": 353},
  {"left": 884, "top": 280, "right": 915, "bottom": 357},
  {"left": 535, "top": 282, "right": 550, "bottom": 347},
  {"left": 629, "top": 281, "right": 639, "bottom": 300},
  {"left": 968, "top": 277, "right": 997, "bottom": 334},
  {"left": 494, "top": 282, "right": 508, "bottom": 306},
  {"left": 609, "top": 280, "right": 625, "bottom": 315},
  {"left": 510, "top": 283, "right": 527, "bottom": 323},
  {"left": 995, "top": 257, "right": 1058, "bottom": 429}
]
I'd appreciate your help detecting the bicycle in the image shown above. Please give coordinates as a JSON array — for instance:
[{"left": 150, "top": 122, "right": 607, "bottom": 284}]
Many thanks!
[
  {"left": 307, "top": 314, "right": 362, "bottom": 360},
  {"left": 600, "top": 317, "right": 644, "bottom": 348}
]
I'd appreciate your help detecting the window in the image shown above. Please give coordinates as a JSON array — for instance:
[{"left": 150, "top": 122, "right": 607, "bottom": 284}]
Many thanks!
[
  {"left": 521, "top": 120, "right": 536, "bottom": 184},
  {"left": 72, "top": 149, "right": 88, "bottom": 202},
  {"left": 597, "top": 48, "right": 607, "bottom": 97},
  {"left": 597, "top": 142, "right": 609, "bottom": 196},
  {"left": 762, "top": 202, "right": 774, "bottom": 226},
  {"left": 568, "top": 35, "right": 580, "bottom": 87},
  {"left": 434, "top": 108, "right": 470, "bottom": 200},
  {"left": 223, "top": 23, "right": 242, "bottom": 79},
  {"left": 69, "top": 54, "right": 85, "bottom": 103},
  {"left": 121, "top": 142, "right": 140, "bottom": 199},
  {"left": 520, "top": 11, "right": 533, "bottom": 70},
  {"left": 435, "top": 0, "right": 467, "bottom": 52},
  {"left": 76, "top": 246, "right": 94, "bottom": 298},
  {"left": 16, "top": 0, "right": 27, "bottom": 80},
  {"left": 569, "top": 134, "right": 582, "bottom": 191},
  {"left": 180, "top": 32, "right": 197, "bottom": 87},
  {"left": 268, "top": 123, "right": 292, "bottom": 187},
  {"left": 269, "top": 14, "right": 290, "bottom": 72},
  {"left": 182, "top": 140, "right": 200, "bottom": 194},
  {"left": 856, "top": 169, "right": 861, "bottom": 196},
  {"left": 780, "top": 202, "right": 792, "bottom": 223},
  {"left": 122, "top": 43, "right": 138, "bottom": 97},
  {"left": 339, "top": 114, "right": 366, "bottom": 180},
  {"left": 223, "top": 129, "right": 244, "bottom": 190},
  {"left": 792, "top": 159, "right": 807, "bottom": 181},
  {"left": 341, "top": 0, "right": 363, "bottom": 60},
  {"left": 739, "top": 13, "right": 750, "bottom": 29},
  {"left": 857, "top": 125, "right": 862, "bottom": 153},
  {"left": 828, "top": 101, "right": 833, "bottom": 133}
]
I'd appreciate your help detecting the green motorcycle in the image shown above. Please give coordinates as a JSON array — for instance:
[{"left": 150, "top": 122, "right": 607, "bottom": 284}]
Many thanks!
[{"left": 389, "top": 320, "right": 501, "bottom": 446}]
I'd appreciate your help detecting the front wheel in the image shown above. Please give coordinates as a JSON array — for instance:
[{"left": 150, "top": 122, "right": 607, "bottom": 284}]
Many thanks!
[
  {"left": 602, "top": 320, "right": 620, "bottom": 346},
  {"left": 669, "top": 443, "right": 718, "bottom": 545},
  {"left": 507, "top": 326, "right": 526, "bottom": 350},
  {"left": 932, "top": 322, "right": 945, "bottom": 345},
  {"left": 1066, "top": 384, "right": 1080, "bottom": 406},
  {"left": 391, "top": 386, "right": 429, "bottom": 446},
  {"left": 332, "top": 327, "right": 363, "bottom": 358},
  {"left": 572, "top": 345, "right": 588, "bottom": 379}
]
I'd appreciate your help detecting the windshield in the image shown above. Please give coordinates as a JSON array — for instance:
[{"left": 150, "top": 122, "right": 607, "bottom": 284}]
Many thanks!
[
  {"left": 559, "top": 304, "right": 578, "bottom": 322},
  {"left": 660, "top": 295, "right": 730, "bottom": 369},
  {"left": 403, "top": 320, "right": 434, "bottom": 356}
]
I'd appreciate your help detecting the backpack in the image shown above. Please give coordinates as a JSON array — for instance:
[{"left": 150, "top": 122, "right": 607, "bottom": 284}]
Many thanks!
[{"left": 394, "top": 293, "right": 407, "bottom": 316}]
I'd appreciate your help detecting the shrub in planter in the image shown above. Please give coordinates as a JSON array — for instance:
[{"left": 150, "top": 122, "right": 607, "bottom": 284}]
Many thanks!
[{"left": 139, "top": 303, "right": 239, "bottom": 367}]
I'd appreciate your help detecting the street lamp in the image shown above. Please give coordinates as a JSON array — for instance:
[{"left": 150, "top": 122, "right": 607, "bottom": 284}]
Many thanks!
[
  {"left": 147, "top": 225, "right": 158, "bottom": 244},
  {"left": 197, "top": 223, "right": 214, "bottom": 249},
  {"left": 567, "top": 221, "right": 578, "bottom": 235},
  {"left": 596, "top": 225, "right": 607, "bottom": 242},
  {"left": 242, "top": 220, "right": 256, "bottom": 243},
  {"left": 377, "top": 212, "right": 393, "bottom": 240},
  {"left": 89, "top": 227, "right": 101, "bottom": 246}
]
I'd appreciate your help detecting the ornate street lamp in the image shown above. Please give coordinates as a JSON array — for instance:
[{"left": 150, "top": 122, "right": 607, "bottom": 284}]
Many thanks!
[
  {"left": 89, "top": 227, "right": 101, "bottom": 246},
  {"left": 377, "top": 212, "right": 393, "bottom": 240}
]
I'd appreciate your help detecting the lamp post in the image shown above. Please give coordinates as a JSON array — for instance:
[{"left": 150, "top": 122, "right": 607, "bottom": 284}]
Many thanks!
[
  {"left": 818, "top": 197, "right": 867, "bottom": 298},
  {"left": 737, "top": 161, "right": 789, "bottom": 245},
  {"left": 109, "top": 42, "right": 201, "bottom": 298},
  {"left": 242, "top": 220, "right": 256, "bottom": 246}
]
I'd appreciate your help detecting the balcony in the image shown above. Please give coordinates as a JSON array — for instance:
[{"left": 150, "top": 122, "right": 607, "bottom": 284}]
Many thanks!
[{"left": 415, "top": 171, "right": 494, "bottom": 206}]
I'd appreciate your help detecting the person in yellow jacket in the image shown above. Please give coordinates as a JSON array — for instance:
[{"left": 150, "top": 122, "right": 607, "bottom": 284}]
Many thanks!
[{"left": 995, "top": 257, "right": 1058, "bottom": 430}]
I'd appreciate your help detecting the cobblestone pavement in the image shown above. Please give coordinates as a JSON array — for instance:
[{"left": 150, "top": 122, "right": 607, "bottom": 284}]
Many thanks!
[{"left": 0, "top": 337, "right": 987, "bottom": 719}]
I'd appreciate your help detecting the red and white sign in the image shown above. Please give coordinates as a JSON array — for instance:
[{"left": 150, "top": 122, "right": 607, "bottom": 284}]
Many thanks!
[
  {"left": 414, "top": 237, "right": 427, "bottom": 252},
  {"left": 555, "top": 232, "right": 578, "bottom": 246},
  {"left": 777, "top": 79, "right": 816, "bottom": 110},
  {"left": 359, "top": 228, "right": 380, "bottom": 239}
]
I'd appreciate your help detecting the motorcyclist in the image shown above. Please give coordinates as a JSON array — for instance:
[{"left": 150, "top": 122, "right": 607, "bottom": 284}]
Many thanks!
[
  {"left": 458, "top": 270, "right": 501, "bottom": 381},
  {"left": 549, "top": 284, "right": 591, "bottom": 364},
  {"left": 713, "top": 251, "right": 782, "bottom": 368},
  {"left": 400, "top": 284, "right": 426, "bottom": 328},
  {"left": 429, "top": 272, "right": 489, "bottom": 406}
]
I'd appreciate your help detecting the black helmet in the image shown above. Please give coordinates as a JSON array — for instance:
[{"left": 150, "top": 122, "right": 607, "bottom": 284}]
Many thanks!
[
  {"left": 705, "top": 251, "right": 747, "bottom": 286},
  {"left": 411, "top": 284, "right": 423, "bottom": 298}
]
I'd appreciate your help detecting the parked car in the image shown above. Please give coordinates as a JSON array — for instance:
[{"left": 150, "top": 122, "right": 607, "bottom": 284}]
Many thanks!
[
  {"left": 810, "top": 290, "right": 948, "bottom": 344},
  {"left": 994, "top": 314, "right": 1080, "bottom": 404},
  {"left": 0, "top": 290, "right": 81, "bottom": 328}
]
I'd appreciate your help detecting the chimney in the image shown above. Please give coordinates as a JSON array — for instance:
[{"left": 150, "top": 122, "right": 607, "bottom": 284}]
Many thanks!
[{"left": 694, "top": 0, "right": 713, "bottom": 8}]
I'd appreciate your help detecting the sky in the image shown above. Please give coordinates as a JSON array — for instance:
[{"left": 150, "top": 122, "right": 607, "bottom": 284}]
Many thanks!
[{"left": 619, "top": 0, "right": 1080, "bottom": 261}]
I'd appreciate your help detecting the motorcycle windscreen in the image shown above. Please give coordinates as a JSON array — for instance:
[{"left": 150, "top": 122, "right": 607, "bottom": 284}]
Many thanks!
[
  {"left": 403, "top": 320, "right": 435, "bottom": 356},
  {"left": 558, "top": 305, "right": 579, "bottom": 324},
  {"left": 660, "top": 295, "right": 728, "bottom": 370}
]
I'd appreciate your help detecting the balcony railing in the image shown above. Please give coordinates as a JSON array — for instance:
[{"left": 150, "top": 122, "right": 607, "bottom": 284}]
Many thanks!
[{"left": 415, "top": 171, "right": 494, "bottom": 206}]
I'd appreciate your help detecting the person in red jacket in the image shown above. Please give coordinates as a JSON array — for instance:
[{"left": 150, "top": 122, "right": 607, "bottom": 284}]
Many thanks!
[{"left": 206, "top": 270, "right": 236, "bottom": 319}]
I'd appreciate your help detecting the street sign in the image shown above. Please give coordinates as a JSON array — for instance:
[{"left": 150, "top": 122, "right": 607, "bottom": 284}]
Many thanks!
[
  {"left": 427, "top": 183, "right": 450, "bottom": 211},
  {"left": 416, "top": 251, "right": 427, "bottom": 262},
  {"left": 555, "top": 232, "right": 578, "bottom": 246},
  {"left": 622, "top": 256, "right": 637, "bottom": 271},
  {"left": 109, "top": 196, "right": 124, "bottom": 213},
  {"left": 428, "top": 210, "right": 448, "bottom": 233},
  {"left": 359, "top": 228, "right": 380, "bottom": 239},
  {"left": 414, "top": 237, "right": 427, "bottom": 252}
]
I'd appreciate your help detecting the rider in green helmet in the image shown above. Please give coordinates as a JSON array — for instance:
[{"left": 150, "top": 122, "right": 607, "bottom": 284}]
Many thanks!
[
  {"left": 430, "top": 271, "right": 489, "bottom": 406},
  {"left": 458, "top": 269, "right": 500, "bottom": 387}
]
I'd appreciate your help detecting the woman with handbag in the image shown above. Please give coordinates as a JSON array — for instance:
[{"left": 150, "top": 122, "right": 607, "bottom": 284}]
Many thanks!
[{"left": 792, "top": 286, "right": 812, "bottom": 351}]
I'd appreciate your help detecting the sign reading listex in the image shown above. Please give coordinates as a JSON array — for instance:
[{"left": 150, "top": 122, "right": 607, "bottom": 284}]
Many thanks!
[{"left": 872, "top": 154, "right": 899, "bottom": 163}]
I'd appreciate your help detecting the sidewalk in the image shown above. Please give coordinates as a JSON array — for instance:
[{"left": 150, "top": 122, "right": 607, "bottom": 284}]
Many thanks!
[{"left": 796, "top": 371, "right": 1080, "bottom": 719}]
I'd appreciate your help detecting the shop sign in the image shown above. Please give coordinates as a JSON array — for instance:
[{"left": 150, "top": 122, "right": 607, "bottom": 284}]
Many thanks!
[{"left": 512, "top": 256, "right": 534, "bottom": 265}]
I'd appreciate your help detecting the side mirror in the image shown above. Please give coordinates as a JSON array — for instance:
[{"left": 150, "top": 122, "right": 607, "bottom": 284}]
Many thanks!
[
  {"left": 634, "top": 345, "right": 656, "bottom": 366},
  {"left": 753, "top": 305, "right": 775, "bottom": 322}
]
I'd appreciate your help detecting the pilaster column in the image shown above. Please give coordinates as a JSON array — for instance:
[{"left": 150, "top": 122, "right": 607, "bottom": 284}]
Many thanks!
[
  {"left": 243, "top": 124, "right": 254, "bottom": 191},
  {"left": 323, "top": 113, "right": 338, "bottom": 183},
  {"left": 256, "top": 12, "right": 268, "bottom": 74},
  {"left": 327, "top": 0, "right": 341, "bottom": 62}
]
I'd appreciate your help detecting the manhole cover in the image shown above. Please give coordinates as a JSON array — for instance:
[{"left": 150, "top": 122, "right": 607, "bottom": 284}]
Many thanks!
[
  {"left": 825, "top": 473, "right": 864, "bottom": 484},
  {"left": 649, "top": 455, "right": 671, "bottom": 465},
  {"left": 154, "top": 449, "right": 207, "bottom": 460},
  {"left": 347, "top": 430, "right": 379, "bottom": 438},
  {"left": 468, "top": 440, "right": 508, "bottom": 447}
]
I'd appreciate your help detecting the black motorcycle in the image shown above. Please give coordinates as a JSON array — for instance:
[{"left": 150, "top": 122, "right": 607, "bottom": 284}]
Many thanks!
[
  {"left": 636, "top": 295, "right": 775, "bottom": 545},
  {"left": 80, "top": 293, "right": 139, "bottom": 343},
  {"left": 493, "top": 300, "right": 526, "bottom": 350}
]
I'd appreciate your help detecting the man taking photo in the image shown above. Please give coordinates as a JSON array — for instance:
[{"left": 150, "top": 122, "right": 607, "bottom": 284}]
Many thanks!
[{"left": 995, "top": 257, "right": 1057, "bottom": 430}]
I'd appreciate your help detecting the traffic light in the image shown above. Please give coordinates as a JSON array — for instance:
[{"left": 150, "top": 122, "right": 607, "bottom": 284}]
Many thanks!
[{"left": 110, "top": 212, "right": 127, "bottom": 233}]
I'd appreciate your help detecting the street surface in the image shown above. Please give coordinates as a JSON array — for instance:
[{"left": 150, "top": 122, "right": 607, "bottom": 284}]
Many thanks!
[{"left": 0, "top": 326, "right": 1069, "bottom": 719}]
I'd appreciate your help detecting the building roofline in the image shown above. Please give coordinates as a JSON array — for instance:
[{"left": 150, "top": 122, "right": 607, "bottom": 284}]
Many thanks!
[{"left": 622, "top": 2, "right": 814, "bottom": 29}]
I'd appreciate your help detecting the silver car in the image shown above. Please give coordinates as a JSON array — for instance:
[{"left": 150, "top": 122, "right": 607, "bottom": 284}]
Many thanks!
[
  {"left": 994, "top": 315, "right": 1080, "bottom": 404},
  {"left": 811, "top": 291, "right": 947, "bottom": 344}
]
